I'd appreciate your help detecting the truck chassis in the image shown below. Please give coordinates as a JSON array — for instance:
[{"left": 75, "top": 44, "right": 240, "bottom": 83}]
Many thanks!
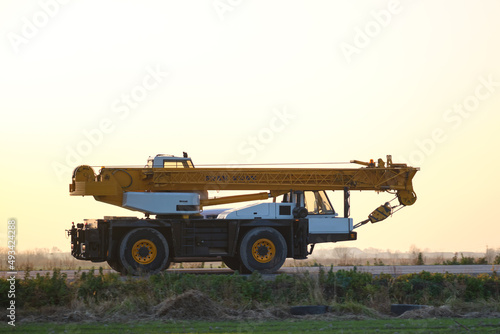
[{"left": 69, "top": 217, "right": 356, "bottom": 274}]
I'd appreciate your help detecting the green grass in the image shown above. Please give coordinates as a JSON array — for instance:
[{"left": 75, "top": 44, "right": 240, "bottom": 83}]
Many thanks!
[{"left": 1, "top": 318, "right": 500, "bottom": 333}]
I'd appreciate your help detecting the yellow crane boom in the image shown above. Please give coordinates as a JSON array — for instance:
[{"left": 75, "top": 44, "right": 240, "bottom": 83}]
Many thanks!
[{"left": 70, "top": 154, "right": 418, "bottom": 209}]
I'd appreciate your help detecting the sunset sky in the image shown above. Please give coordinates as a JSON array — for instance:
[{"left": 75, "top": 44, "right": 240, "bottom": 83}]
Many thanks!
[{"left": 1, "top": 0, "right": 500, "bottom": 255}]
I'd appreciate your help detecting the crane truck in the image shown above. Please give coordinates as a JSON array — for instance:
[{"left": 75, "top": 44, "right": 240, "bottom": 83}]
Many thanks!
[{"left": 68, "top": 154, "right": 418, "bottom": 275}]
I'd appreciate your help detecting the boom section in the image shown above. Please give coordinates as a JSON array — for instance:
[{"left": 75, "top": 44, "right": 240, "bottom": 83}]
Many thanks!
[
  {"left": 151, "top": 167, "right": 417, "bottom": 192},
  {"left": 70, "top": 162, "right": 418, "bottom": 208}
]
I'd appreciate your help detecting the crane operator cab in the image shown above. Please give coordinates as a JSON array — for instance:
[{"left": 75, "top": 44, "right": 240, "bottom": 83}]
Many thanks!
[
  {"left": 218, "top": 190, "right": 354, "bottom": 244},
  {"left": 284, "top": 190, "right": 353, "bottom": 243}
]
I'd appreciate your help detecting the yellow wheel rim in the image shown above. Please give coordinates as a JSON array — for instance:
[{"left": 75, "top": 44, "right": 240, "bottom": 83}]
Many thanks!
[
  {"left": 132, "top": 239, "right": 157, "bottom": 265},
  {"left": 252, "top": 238, "right": 275, "bottom": 263}
]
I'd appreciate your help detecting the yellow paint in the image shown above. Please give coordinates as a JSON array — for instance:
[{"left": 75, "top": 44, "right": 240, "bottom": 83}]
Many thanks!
[
  {"left": 132, "top": 239, "right": 157, "bottom": 265},
  {"left": 252, "top": 238, "right": 276, "bottom": 263}
]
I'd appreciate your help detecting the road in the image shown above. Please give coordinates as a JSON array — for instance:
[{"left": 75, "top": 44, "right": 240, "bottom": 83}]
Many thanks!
[{"left": 1, "top": 264, "right": 498, "bottom": 280}]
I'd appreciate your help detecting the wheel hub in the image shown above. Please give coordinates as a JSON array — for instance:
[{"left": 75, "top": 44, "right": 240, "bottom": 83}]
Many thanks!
[
  {"left": 257, "top": 245, "right": 268, "bottom": 256},
  {"left": 252, "top": 238, "right": 275, "bottom": 263},
  {"left": 138, "top": 247, "right": 150, "bottom": 258},
  {"left": 132, "top": 239, "right": 157, "bottom": 265}
]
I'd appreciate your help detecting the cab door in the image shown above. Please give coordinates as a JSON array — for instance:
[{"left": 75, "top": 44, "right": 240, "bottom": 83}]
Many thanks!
[{"left": 304, "top": 191, "right": 351, "bottom": 234}]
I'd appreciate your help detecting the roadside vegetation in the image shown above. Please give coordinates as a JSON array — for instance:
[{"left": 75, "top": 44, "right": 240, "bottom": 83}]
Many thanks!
[{"left": 1, "top": 266, "right": 500, "bottom": 324}]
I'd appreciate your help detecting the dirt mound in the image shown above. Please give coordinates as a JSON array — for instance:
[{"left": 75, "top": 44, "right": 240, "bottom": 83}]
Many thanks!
[
  {"left": 398, "top": 305, "right": 455, "bottom": 319},
  {"left": 155, "top": 290, "right": 235, "bottom": 320},
  {"left": 154, "top": 290, "right": 293, "bottom": 320},
  {"left": 240, "top": 307, "right": 290, "bottom": 320}
]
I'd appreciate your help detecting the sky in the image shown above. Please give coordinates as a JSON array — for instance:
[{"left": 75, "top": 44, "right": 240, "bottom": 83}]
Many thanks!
[{"left": 1, "top": 0, "right": 500, "bottom": 256}]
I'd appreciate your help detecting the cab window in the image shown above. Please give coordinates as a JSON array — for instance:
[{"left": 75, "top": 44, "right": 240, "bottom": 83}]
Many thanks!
[
  {"left": 163, "top": 160, "right": 194, "bottom": 168},
  {"left": 163, "top": 161, "right": 179, "bottom": 168},
  {"left": 304, "top": 191, "right": 334, "bottom": 215}
]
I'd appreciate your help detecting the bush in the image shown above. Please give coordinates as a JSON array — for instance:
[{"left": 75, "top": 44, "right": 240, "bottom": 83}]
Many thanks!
[
  {"left": 17, "top": 269, "right": 71, "bottom": 308},
  {"left": 460, "top": 254, "right": 475, "bottom": 265},
  {"left": 323, "top": 267, "right": 374, "bottom": 303},
  {"left": 76, "top": 267, "right": 122, "bottom": 303},
  {"left": 416, "top": 252, "right": 425, "bottom": 265},
  {"left": 443, "top": 253, "right": 460, "bottom": 265}
]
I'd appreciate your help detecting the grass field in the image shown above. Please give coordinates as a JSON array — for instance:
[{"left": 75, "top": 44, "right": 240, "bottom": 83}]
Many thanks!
[{"left": 1, "top": 318, "right": 500, "bottom": 333}]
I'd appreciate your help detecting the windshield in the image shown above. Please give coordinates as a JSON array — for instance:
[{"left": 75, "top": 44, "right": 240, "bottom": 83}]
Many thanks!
[
  {"left": 304, "top": 191, "right": 335, "bottom": 215},
  {"left": 163, "top": 160, "right": 194, "bottom": 168}
]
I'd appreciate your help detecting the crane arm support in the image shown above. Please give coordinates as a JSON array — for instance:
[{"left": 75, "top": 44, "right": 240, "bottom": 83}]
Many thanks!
[{"left": 200, "top": 192, "right": 270, "bottom": 206}]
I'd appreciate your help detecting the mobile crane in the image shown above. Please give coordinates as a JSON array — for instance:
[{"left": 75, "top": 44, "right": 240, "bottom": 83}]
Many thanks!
[{"left": 68, "top": 153, "right": 418, "bottom": 275}]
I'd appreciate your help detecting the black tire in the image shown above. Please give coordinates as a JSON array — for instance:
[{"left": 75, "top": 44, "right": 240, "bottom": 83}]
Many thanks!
[
  {"left": 290, "top": 305, "right": 329, "bottom": 315},
  {"left": 221, "top": 256, "right": 241, "bottom": 271},
  {"left": 107, "top": 259, "right": 124, "bottom": 273},
  {"left": 119, "top": 228, "right": 170, "bottom": 276},
  {"left": 239, "top": 227, "right": 287, "bottom": 274},
  {"left": 390, "top": 304, "right": 429, "bottom": 316},
  {"left": 107, "top": 240, "right": 124, "bottom": 273}
]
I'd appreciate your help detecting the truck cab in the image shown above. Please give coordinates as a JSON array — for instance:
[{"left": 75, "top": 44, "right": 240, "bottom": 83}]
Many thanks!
[{"left": 218, "top": 190, "right": 353, "bottom": 243}]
